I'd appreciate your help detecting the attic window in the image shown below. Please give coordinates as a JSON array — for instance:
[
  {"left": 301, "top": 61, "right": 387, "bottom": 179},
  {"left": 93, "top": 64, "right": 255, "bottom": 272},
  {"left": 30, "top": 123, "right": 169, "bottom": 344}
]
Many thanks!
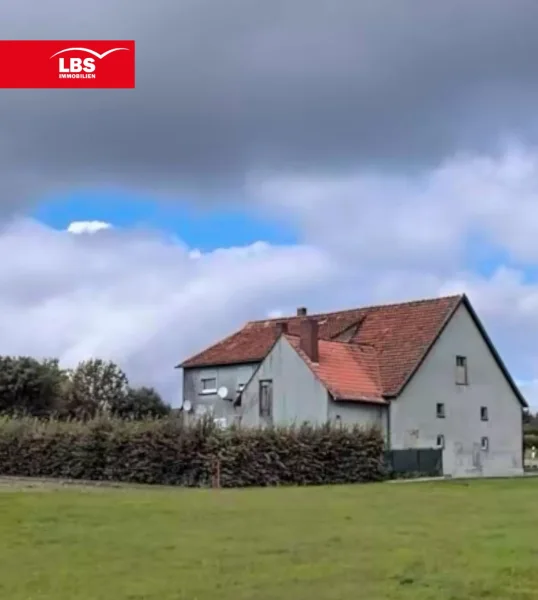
[
  {"left": 480, "top": 406, "right": 488, "bottom": 421},
  {"left": 436, "top": 403, "right": 445, "bottom": 419},
  {"left": 201, "top": 377, "right": 217, "bottom": 394},
  {"left": 455, "top": 355, "right": 468, "bottom": 385}
]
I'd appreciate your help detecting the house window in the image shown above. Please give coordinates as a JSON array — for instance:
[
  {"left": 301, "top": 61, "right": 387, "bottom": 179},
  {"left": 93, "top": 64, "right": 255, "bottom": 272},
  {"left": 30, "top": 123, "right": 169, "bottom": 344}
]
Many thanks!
[
  {"left": 237, "top": 383, "right": 245, "bottom": 393},
  {"left": 455, "top": 356, "right": 468, "bottom": 385},
  {"left": 481, "top": 436, "right": 489, "bottom": 451},
  {"left": 259, "top": 380, "right": 273, "bottom": 418},
  {"left": 480, "top": 406, "right": 488, "bottom": 421},
  {"left": 201, "top": 377, "right": 217, "bottom": 394},
  {"left": 436, "top": 434, "right": 445, "bottom": 449},
  {"left": 436, "top": 403, "right": 445, "bottom": 418}
]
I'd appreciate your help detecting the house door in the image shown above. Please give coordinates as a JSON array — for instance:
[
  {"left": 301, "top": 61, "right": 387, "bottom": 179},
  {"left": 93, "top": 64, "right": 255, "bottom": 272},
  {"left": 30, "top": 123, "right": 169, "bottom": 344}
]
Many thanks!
[{"left": 259, "top": 379, "right": 273, "bottom": 426}]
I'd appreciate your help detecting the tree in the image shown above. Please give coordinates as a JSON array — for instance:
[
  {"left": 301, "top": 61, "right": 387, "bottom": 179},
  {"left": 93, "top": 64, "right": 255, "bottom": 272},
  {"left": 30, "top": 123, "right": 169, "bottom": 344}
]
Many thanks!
[
  {"left": 111, "top": 386, "right": 171, "bottom": 420},
  {"left": 63, "top": 358, "right": 129, "bottom": 419},
  {"left": 523, "top": 410, "right": 538, "bottom": 431},
  {"left": 0, "top": 356, "right": 66, "bottom": 417}
]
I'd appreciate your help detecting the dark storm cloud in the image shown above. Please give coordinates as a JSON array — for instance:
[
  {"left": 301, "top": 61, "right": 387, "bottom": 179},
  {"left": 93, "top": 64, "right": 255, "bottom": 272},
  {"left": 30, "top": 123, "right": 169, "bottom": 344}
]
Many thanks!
[{"left": 2, "top": 0, "right": 538, "bottom": 206}]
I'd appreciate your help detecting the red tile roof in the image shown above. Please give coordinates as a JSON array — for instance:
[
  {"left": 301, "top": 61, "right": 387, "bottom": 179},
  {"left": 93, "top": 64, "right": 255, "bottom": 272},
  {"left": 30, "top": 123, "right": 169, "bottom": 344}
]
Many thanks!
[
  {"left": 180, "top": 294, "right": 463, "bottom": 397},
  {"left": 286, "top": 335, "right": 385, "bottom": 403}
]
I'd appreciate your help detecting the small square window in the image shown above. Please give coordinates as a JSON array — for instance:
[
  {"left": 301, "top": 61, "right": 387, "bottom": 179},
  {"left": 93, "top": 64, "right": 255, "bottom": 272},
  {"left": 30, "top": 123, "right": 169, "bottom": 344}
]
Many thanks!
[
  {"left": 480, "top": 406, "right": 488, "bottom": 421},
  {"left": 456, "top": 355, "right": 468, "bottom": 385},
  {"left": 436, "top": 434, "right": 445, "bottom": 449},
  {"left": 481, "top": 437, "right": 489, "bottom": 451},
  {"left": 436, "top": 403, "right": 445, "bottom": 418},
  {"left": 201, "top": 377, "right": 217, "bottom": 394}
]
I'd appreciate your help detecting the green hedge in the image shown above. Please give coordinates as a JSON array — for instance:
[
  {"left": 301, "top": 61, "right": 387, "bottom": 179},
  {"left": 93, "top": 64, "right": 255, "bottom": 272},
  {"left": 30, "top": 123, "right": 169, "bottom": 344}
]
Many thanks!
[
  {"left": 524, "top": 433, "right": 538, "bottom": 450},
  {"left": 0, "top": 416, "right": 386, "bottom": 487}
]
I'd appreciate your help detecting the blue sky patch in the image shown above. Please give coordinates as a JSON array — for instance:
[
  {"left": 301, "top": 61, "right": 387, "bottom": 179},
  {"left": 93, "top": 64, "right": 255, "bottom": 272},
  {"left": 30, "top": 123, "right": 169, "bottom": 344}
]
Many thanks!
[
  {"left": 464, "top": 232, "right": 511, "bottom": 278},
  {"left": 33, "top": 190, "right": 299, "bottom": 251}
]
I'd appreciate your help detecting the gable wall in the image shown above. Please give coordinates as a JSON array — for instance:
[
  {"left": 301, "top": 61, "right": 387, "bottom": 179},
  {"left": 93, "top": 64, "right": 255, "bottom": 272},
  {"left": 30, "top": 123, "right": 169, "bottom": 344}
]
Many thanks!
[
  {"left": 241, "top": 337, "right": 329, "bottom": 427},
  {"left": 390, "top": 302, "right": 523, "bottom": 477}
]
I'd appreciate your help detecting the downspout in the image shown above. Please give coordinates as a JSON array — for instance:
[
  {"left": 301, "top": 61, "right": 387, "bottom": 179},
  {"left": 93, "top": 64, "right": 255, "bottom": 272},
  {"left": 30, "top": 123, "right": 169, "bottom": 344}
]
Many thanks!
[
  {"left": 385, "top": 399, "right": 391, "bottom": 449},
  {"left": 522, "top": 407, "right": 526, "bottom": 471}
]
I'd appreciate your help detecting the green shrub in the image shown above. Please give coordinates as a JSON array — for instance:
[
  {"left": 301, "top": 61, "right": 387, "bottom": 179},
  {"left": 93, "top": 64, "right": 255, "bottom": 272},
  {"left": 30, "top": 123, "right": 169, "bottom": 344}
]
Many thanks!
[
  {"left": 0, "top": 416, "right": 385, "bottom": 487},
  {"left": 524, "top": 433, "right": 538, "bottom": 450}
]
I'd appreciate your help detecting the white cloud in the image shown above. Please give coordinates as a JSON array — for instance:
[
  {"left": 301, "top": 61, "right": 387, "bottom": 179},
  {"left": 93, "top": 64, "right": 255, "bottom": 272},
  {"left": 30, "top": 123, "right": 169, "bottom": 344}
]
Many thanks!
[
  {"left": 188, "top": 249, "right": 202, "bottom": 259},
  {"left": 0, "top": 218, "right": 332, "bottom": 404},
  {"left": 250, "top": 142, "right": 538, "bottom": 268},
  {"left": 2, "top": 146, "right": 538, "bottom": 408},
  {"left": 67, "top": 220, "right": 112, "bottom": 234}
]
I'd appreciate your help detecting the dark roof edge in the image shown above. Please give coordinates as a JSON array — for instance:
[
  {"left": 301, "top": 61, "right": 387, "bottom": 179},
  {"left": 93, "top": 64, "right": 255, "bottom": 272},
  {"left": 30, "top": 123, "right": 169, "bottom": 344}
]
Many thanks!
[
  {"left": 391, "top": 294, "right": 528, "bottom": 408},
  {"left": 462, "top": 295, "right": 527, "bottom": 408},
  {"left": 233, "top": 335, "right": 285, "bottom": 406}
]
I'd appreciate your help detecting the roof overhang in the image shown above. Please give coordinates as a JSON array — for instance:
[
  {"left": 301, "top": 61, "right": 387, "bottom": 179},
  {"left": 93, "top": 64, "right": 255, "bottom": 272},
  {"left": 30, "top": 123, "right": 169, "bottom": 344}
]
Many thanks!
[{"left": 177, "top": 359, "right": 261, "bottom": 370}]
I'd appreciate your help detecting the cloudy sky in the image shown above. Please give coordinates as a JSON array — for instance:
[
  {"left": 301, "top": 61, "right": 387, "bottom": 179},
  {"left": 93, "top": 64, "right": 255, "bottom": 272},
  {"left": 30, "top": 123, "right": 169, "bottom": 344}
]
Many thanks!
[{"left": 2, "top": 1, "right": 538, "bottom": 406}]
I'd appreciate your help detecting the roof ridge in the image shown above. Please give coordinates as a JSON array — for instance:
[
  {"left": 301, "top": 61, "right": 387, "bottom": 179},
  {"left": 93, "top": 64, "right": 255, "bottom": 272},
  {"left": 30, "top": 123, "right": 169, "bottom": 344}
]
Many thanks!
[{"left": 247, "top": 294, "right": 464, "bottom": 325}]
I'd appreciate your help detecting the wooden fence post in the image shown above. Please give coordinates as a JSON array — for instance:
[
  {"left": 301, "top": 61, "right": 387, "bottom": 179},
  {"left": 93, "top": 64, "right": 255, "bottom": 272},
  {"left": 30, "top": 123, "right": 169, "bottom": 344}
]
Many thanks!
[{"left": 212, "top": 458, "right": 221, "bottom": 489}]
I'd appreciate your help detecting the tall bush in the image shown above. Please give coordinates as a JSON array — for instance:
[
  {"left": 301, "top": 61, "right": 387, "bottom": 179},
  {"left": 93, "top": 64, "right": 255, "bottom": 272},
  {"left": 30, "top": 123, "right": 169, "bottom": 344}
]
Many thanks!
[{"left": 0, "top": 416, "right": 385, "bottom": 487}]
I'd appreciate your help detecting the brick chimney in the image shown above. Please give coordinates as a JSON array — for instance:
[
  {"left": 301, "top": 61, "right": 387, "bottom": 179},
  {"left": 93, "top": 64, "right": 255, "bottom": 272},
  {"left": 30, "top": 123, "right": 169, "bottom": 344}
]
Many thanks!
[
  {"left": 296, "top": 307, "right": 307, "bottom": 317},
  {"left": 300, "top": 318, "right": 319, "bottom": 362},
  {"left": 276, "top": 321, "right": 288, "bottom": 336}
]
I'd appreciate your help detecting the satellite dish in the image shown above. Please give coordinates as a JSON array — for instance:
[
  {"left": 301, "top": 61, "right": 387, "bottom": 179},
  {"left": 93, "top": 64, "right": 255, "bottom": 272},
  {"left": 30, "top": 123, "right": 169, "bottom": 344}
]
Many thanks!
[
  {"left": 182, "top": 400, "right": 192, "bottom": 412},
  {"left": 217, "top": 386, "right": 229, "bottom": 399}
]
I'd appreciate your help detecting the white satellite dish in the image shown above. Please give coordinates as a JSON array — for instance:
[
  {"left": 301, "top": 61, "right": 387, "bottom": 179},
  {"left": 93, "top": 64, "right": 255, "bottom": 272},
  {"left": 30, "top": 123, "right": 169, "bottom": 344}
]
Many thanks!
[
  {"left": 182, "top": 400, "right": 192, "bottom": 412},
  {"left": 217, "top": 386, "right": 229, "bottom": 400}
]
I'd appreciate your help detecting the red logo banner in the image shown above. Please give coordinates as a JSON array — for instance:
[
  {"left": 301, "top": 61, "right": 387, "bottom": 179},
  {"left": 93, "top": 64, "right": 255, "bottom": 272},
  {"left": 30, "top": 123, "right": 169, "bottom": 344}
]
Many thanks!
[{"left": 0, "top": 40, "right": 135, "bottom": 88}]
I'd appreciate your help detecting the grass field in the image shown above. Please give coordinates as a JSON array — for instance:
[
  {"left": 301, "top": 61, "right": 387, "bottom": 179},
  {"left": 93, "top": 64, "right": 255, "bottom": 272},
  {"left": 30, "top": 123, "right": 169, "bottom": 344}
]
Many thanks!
[{"left": 1, "top": 478, "right": 538, "bottom": 600}]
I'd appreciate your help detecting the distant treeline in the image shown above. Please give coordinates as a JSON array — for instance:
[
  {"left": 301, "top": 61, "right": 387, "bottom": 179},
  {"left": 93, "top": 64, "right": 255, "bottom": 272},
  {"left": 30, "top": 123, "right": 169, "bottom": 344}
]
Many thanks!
[{"left": 0, "top": 356, "right": 171, "bottom": 421}]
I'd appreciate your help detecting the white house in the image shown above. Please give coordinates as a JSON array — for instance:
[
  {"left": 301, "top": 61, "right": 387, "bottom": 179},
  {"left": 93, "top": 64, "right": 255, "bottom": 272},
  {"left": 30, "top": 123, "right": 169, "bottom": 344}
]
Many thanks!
[{"left": 179, "top": 294, "right": 526, "bottom": 478}]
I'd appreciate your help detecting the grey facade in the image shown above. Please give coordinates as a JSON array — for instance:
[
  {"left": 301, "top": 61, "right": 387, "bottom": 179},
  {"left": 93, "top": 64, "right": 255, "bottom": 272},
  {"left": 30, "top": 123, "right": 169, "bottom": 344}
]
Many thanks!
[
  {"left": 240, "top": 336, "right": 329, "bottom": 427},
  {"left": 327, "top": 401, "right": 388, "bottom": 443},
  {"left": 181, "top": 300, "right": 524, "bottom": 478},
  {"left": 182, "top": 363, "right": 256, "bottom": 425},
  {"left": 390, "top": 302, "right": 523, "bottom": 478}
]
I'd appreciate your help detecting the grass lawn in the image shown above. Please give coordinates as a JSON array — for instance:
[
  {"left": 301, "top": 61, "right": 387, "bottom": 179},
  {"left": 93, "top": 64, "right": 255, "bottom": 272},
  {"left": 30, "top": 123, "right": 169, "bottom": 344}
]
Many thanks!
[{"left": 1, "top": 478, "right": 538, "bottom": 600}]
